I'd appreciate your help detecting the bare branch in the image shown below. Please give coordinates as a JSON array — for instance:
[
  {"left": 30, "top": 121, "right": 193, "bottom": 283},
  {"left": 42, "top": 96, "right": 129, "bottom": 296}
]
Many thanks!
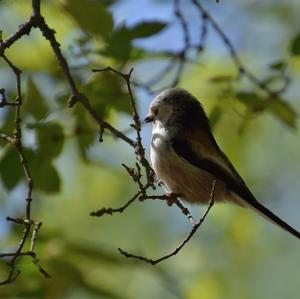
[
  {"left": 0, "top": 32, "right": 47, "bottom": 286},
  {"left": 31, "top": 15, "right": 137, "bottom": 147},
  {"left": 92, "top": 67, "right": 154, "bottom": 185},
  {"left": 191, "top": 0, "right": 289, "bottom": 97},
  {"left": 174, "top": 0, "right": 190, "bottom": 48},
  {"left": 118, "top": 181, "right": 216, "bottom": 265},
  {"left": 0, "top": 20, "right": 34, "bottom": 53},
  {"left": 90, "top": 189, "right": 145, "bottom": 217}
]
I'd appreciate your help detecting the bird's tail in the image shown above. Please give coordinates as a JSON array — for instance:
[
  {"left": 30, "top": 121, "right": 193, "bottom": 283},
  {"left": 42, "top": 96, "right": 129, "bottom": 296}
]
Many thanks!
[{"left": 235, "top": 194, "right": 300, "bottom": 240}]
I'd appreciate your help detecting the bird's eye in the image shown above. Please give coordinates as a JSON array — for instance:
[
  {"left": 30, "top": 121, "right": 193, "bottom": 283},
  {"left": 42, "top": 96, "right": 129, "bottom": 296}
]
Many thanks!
[{"left": 153, "top": 108, "right": 158, "bottom": 116}]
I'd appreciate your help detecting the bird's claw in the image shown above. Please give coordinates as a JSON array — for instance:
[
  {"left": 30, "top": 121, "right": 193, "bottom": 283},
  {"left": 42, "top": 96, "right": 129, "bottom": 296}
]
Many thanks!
[{"left": 165, "top": 192, "right": 182, "bottom": 206}]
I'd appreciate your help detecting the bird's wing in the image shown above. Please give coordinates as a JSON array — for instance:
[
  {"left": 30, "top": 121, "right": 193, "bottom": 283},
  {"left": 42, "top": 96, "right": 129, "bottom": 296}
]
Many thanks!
[
  {"left": 170, "top": 133, "right": 254, "bottom": 203},
  {"left": 170, "top": 129, "right": 300, "bottom": 240}
]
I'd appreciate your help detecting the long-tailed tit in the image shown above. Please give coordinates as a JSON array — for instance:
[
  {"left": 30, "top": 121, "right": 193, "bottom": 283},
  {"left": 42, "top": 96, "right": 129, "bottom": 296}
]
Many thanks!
[{"left": 145, "top": 88, "right": 300, "bottom": 239}]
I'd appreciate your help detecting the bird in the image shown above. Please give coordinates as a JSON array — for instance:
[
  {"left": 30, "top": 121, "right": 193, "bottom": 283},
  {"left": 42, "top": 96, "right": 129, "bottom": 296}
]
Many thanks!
[{"left": 144, "top": 87, "right": 300, "bottom": 240}]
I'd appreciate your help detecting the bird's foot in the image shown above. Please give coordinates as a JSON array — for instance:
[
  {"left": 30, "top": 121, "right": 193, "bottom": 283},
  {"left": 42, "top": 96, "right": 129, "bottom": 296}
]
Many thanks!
[{"left": 165, "top": 192, "right": 182, "bottom": 206}]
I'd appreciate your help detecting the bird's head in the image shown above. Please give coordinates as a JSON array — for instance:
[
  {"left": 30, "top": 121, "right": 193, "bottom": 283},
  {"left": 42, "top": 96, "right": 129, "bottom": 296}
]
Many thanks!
[{"left": 144, "top": 88, "right": 209, "bottom": 131}]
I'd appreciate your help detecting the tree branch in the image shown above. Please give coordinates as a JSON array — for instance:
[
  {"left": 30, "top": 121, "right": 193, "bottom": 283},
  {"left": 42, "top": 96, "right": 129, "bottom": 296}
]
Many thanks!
[{"left": 118, "top": 181, "right": 216, "bottom": 265}]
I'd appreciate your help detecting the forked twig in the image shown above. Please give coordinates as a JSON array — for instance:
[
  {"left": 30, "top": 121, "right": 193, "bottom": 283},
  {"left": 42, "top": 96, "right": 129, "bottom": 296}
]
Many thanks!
[
  {"left": 0, "top": 51, "right": 50, "bottom": 284},
  {"left": 118, "top": 181, "right": 216, "bottom": 265}
]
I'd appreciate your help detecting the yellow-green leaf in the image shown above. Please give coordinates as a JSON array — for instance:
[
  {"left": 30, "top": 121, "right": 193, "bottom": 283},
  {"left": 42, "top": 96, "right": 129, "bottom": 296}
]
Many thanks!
[{"left": 268, "top": 99, "right": 297, "bottom": 129}]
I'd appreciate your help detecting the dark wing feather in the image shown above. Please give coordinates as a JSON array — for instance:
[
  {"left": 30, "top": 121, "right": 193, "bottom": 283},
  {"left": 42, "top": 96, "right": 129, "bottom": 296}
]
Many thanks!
[
  {"left": 171, "top": 137, "right": 254, "bottom": 201},
  {"left": 171, "top": 137, "right": 300, "bottom": 240}
]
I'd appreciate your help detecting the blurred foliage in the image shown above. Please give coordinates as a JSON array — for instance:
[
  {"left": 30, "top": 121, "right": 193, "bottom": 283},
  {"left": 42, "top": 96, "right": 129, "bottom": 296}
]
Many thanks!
[
  {"left": 1, "top": 0, "right": 300, "bottom": 298},
  {"left": 63, "top": 0, "right": 113, "bottom": 40},
  {"left": 24, "top": 78, "right": 49, "bottom": 121},
  {"left": 101, "top": 21, "right": 167, "bottom": 61},
  {"left": 290, "top": 32, "right": 300, "bottom": 56}
]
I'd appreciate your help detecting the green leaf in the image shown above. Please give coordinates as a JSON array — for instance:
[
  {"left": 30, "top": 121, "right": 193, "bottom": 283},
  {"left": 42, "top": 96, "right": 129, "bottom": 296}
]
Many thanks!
[
  {"left": 101, "top": 26, "right": 133, "bottom": 61},
  {"left": 73, "top": 106, "right": 96, "bottom": 160},
  {"left": 0, "top": 147, "right": 34, "bottom": 190},
  {"left": 236, "top": 92, "right": 297, "bottom": 128},
  {"left": 235, "top": 92, "right": 267, "bottom": 112},
  {"left": 24, "top": 77, "right": 48, "bottom": 120},
  {"left": 63, "top": 0, "right": 113, "bottom": 40},
  {"left": 82, "top": 73, "right": 131, "bottom": 116},
  {"left": 290, "top": 32, "right": 300, "bottom": 55},
  {"left": 0, "top": 144, "right": 61, "bottom": 193},
  {"left": 72, "top": 72, "right": 132, "bottom": 159},
  {"left": 31, "top": 160, "right": 60, "bottom": 193},
  {"left": 101, "top": 21, "right": 166, "bottom": 61},
  {"left": 268, "top": 99, "right": 297, "bottom": 129},
  {"left": 0, "top": 109, "right": 15, "bottom": 137},
  {"left": 129, "top": 21, "right": 167, "bottom": 38},
  {"left": 29, "top": 122, "right": 64, "bottom": 160},
  {"left": 269, "top": 61, "right": 286, "bottom": 71},
  {"left": 0, "top": 146, "right": 23, "bottom": 189},
  {"left": 55, "top": 92, "right": 69, "bottom": 107}
]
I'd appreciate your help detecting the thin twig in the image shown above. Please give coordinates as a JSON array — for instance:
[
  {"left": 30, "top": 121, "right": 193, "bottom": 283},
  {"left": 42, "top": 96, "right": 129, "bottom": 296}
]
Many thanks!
[
  {"left": 145, "top": 194, "right": 195, "bottom": 225},
  {"left": 132, "top": 58, "right": 178, "bottom": 95},
  {"left": 92, "top": 67, "right": 154, "bottom": 185},
  {"left": 0, "top": 18, "right": 48, "bottom": 284},
  {"left": 191, "top": 0, "right": 289, "bottom": 97},
  {"left": 118, "top": 181, "right": 216, "bottom": 265},
  {"left": 90, "top": 189, "right": 145, "bottom": 217},
  {"left": 198, "top": 12, "right": 208, "bottom": 51},
  {"left": 29, "top": 222, "right": 42, "bottom": 252},
  {"left": 0, "top": 88, "right": 18, "bottom": 107},
  {"left": 174, "top": 0, "right": 190, "bottom": 48}
]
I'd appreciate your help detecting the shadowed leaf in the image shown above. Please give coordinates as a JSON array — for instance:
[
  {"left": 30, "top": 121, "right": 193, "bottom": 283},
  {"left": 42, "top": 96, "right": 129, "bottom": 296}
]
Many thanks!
[
  {"left": 31, "top": 160, "right": 60, "bottom": 193},
  {"left": 102, "top": 21, "right": 166, "bottom": 61},
  {"left": 0, "top": 147, "right": 34, "bottom": 190},
  {"left": 235, "top": 92, "right": 267, "bottom": 112},
  {"left": 129, "top": 21, "right": 167, "bottom": 38},
  {"left": 73, "top": 105, "right": 96, "bottom": 160},
  {"left": 63, "top": 0, "right": 113, "bottom": 40},
  {"left": 29, "top": 122, "right": 65, "bottom": 160},
  {"left": 83, "top": 73, "right": 131, "bottom": 116},
  {"left": 0, "top": 146, "right": 23, "bottom": 190},
  {"left": 268, "top": 98, "right": 297, "bottom": 129},
  {"left": 0, "top": 109, "right": 15, "bottom": 146},
  {"left": 24, "top": 78, "right": 48, "bottom": 120},
  {"left": 236, "top": 92, "right": 297, "bottom": 128},
  {"left": 269, "top": 61, "right": 286, "bottom": 71},
  {"left": 290, "top": 32, "right": 300, "bottom": 55}
]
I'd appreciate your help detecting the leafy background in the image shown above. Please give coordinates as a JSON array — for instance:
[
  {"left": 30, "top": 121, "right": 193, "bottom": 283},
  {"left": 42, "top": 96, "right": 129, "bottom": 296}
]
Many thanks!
[{"left": 1, "top": 0, "right": 300, "bottom": 298}]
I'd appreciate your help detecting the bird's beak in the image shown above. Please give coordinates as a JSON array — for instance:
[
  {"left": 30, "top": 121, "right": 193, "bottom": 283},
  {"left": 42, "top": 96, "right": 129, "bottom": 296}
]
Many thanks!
[{"left": 144, "top": 114, "right": 154, "bottom": 123}]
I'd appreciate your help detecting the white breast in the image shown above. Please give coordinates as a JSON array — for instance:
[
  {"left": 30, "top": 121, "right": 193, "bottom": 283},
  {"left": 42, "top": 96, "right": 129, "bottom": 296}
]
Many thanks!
[{"left": 150, "top": 122, "right": 173, "bottom": 186}]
